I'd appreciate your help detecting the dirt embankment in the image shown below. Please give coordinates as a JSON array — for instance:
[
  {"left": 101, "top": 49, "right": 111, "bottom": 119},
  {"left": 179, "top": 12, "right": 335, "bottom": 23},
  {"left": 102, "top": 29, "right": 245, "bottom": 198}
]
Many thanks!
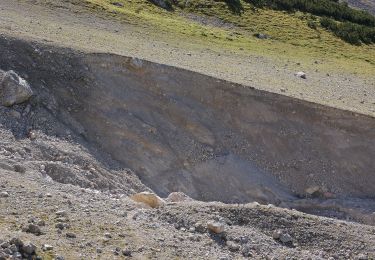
[{"left": 1, "top": 36, "right": 374, "bottom": 209}]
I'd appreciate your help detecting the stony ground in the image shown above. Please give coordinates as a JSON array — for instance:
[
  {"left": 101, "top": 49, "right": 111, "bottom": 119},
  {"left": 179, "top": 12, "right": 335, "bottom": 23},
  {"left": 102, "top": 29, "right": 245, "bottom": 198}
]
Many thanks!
[
  {"left": 0, "top": 94, "right": 374, "bottom": 259},
  {"left": 1, "top": 160, "right": 375, "bottom": 260}
]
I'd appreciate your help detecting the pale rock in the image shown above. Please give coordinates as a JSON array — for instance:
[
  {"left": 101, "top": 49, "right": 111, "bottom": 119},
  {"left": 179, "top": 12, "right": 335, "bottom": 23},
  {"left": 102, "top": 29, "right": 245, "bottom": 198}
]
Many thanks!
[{"left": 130, "top": 192, "right": 165, "bottom": 208}]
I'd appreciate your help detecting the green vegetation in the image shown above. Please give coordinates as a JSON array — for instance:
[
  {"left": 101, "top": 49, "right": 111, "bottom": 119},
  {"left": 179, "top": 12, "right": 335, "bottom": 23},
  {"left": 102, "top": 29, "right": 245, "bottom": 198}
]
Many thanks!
[
  {"left": 321, "top": 17, "right": 375, "bottom": 44},
  {"left": 243, "top": 0, "right": 375, "bottom": 26},
  {"left": 184, "top": 0, "right": 375, "bottom": 45},
  {"left": 80, "top": 0, "right": 374, "bottom": 76}
]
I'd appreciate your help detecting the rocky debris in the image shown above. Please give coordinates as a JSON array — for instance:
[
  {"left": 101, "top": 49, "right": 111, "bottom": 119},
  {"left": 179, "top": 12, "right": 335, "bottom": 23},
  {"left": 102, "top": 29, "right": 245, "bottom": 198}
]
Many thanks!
[
  {"left": 42, "top": 244, "right": 54, "bottom": 251},
  {"left": 207, "top": 221, "right": 225, "bottom": 234},
  {"left": 122, "top": 249, "right": 132, "bottom": 256},
  {"left": 66, "top": 232, "right": 77, "bottom": 238},
  {"left": 13, "top": 164, "right": 26, "bottom": 174},
  {"left": 305, "top": 186, "right": 324, "bottom": 198},
  {"left": 148, "top": 0, "right": 173, "bottom": 10},
  {"left": 166, "top": 192, "right": 192, "bottom": 203},
  {"left": 295, "top": 71, "right": 307, "bottom": 79},
  {"left": 56, "top": 210, "right": 68, "bottom": 217},
  {"left": 0, "top": 192, "right": 9, "bottom": 198},
  {"left": 0, "top": 238, "right": 38, "bottom": 260},
  {"left": 110, "top": 2, "right": 124, "bottom": 7},
  {"left": 22, "top": 223, "right": 42, "bottom": 236},
  {"left": 130, "top": 192, "right": 165, "bottom": 208},
  {"left": 226, "top": 241, "right": 240, "bottom": 252},
  {"left": 0, "top": 70, "right": 33, "bottom": 106},
  {"left": 254, "top": 33, "right": 269, "bottom": 39},
  {"left": 273, "top": 230, "right": 293, "bottom": 244}
]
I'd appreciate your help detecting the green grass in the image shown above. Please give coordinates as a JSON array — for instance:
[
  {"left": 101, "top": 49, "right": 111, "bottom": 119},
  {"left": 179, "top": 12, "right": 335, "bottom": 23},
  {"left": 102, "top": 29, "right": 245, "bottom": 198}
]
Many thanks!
[{"left": 75, "top": 0, "right": 375, "bottom": 75}]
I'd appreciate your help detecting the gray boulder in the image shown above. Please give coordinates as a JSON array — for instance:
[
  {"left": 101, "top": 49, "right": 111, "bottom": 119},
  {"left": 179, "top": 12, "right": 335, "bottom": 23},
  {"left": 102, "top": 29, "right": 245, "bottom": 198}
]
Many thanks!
[{"left": 0, "top": 70, "right": 33, "bottom": 107}]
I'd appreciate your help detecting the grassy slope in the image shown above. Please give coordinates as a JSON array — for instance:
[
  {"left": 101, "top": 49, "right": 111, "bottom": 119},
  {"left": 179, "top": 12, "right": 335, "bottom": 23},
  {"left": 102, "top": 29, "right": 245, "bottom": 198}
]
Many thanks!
[{"left": 71, "top": 0, "right": 375, "bottom": 75}]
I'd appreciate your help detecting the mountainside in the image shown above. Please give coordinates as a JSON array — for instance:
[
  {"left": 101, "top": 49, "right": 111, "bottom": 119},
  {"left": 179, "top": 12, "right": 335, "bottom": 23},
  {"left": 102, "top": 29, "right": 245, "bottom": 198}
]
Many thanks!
[{"left": 348, "top": 0, "right": 375, "bottom": 15}]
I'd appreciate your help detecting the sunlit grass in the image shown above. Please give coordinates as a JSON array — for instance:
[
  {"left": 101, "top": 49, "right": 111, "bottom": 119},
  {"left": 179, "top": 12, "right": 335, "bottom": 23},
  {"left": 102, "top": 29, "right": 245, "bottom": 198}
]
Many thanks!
[{"left": 80, "top": 0, "right": 374, "bottom": 75}]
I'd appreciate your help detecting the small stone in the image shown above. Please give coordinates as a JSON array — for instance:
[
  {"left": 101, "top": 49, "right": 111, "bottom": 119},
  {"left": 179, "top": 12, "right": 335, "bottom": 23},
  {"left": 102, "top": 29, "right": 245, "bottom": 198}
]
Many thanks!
[
  {"left": 23, "top": 223, "right": 42, "bottom": 236},
  {"left": 9, "top": 110, "right": 21, "bottom": 119},
  {"left": 295, "top": 71, "right": 307, "bottom": 79},
  {"left": 42, "top": 244, "right": 54, "bottom": 251},
  {"left": 166, "top": 192, "right": 192, "bottom": 203},
  {"left": 305, "top": 186, "right": 324, "bottom": 198},
  {"left": 122, "top": 249, "right": 132, "bottom": 256},
  {"left": 37, "top": 220, "right": 45, "bottom": 226},
  {"left": 242, "top": 245, "right": 253, "bottom": 257},
  {"left": 9, "top": 238, "right": 23, "bottom": 247},
  {"left": 280, "top": 233, "right": 293, "bottom": 243},
  {"left": 12, "top": 252, "right": 22, "bottom": 259},
  {"left": 227, "top": 241, "right": 240, "bottom": 252},
  {"left": 56, "top": 210, "right": 67, "bottom": 217},
  {"left": 194, "top": 222, "right": 206, "bottom": 233},
  {"left": 66, "top": 233, "right": 76, "bottom": 238},
  {"left": 0, "top": 242, "right": 9, "bottom": 248},
  {"left": 22, "top": 243, "right": 36, "bottom": 254},
  {"left": 9, "top": 244, "right": 18, "bottom": 253},
  {"left": 0, "top": 192, "right": 9, "bottom": 198},
  {"left": 13, "top": 165, "right": 26, "bottom": 174},
  {"left": 96, "top": 248, "right": 102, "bottom": 254},
  {"left": 104, "top": 233, "right": 112, "bottom": 238},
  {"left": 28, "top": 130, "right": 37, "bottom": 140},
  {"left": 272, "top": 230, "right": 282, "bottom": 240},
  {"left": 207, "top": 221, "right": 225, "bottom": 234},
  {"left": 130, "top": 192, "right": 165, "bottom": 208},
  {"left": 55, "top": 223, "right": 65, "bottom": 230}
]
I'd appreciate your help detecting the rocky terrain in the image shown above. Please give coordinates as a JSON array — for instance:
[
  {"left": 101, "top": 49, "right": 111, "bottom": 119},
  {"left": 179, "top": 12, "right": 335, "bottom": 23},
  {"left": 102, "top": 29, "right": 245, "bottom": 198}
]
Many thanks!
[{"left": 1, "top": 0, "right": 375, "bottom": 259}]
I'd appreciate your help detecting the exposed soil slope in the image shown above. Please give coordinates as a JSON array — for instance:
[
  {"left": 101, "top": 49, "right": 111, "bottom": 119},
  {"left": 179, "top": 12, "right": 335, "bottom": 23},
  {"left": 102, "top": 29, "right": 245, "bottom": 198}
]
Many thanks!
[{"left": 1, "top": 35, "right": 375, "bottom": 222}]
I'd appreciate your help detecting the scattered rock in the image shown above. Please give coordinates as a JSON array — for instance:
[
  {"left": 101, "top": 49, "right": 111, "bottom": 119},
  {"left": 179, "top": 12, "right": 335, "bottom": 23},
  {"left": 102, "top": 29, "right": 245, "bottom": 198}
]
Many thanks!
[
  {"left": 22, "top": 223, "right": 42, "bottom": 236},
  {"left": 0, "top": 192, "right": 9, "bottom": 198},
  {"left": 207, "top": 221, "right": 225, "bottom": 234},
  {"left": 42, "top": 244, "right": 54, "bottom": 251},
  {"left": 227, "top": 241, "right": 240, "bottom": 252},
  {"left": 56, "top": 210, "right": 68, "bottom": 217},
  {"left": 110, "top": 2, "right": 124, "bottom": 7},
  {"left": 0, "top": 70, "right": 33, "bottom": 106},
  {"left": 295, "top": 71, "right": 307, "bottom": 79},
  {"left": 305, "top": 186, "right": 324, "bottom": 198},
  {"left": 166, "top": 192, "right": 192, "bottom": 202},
  {"left": 130, "top": 192, "right": 165, "bottom": 208},
  {"left": 254, "top": 33, "right": 269, "bottom": 39},
  {"left": 272, "top": 230, "right": 282, "bottom": 240},
  {"left": 22, "top": 243, "right": 36, "bottom": 254},
  {"left": 9, "top": 110, "right": 21, "bottom": 119},
  {"left": 66, "top": 232, "right": 76, "bottom": 238},
  {"left": 280, "top": 233, "right": 293, "bottom": 243},
  {"left": 13, "top": 164, "right": 26, "bottom": 174},
  {"left": 122, "top": 249, "right": 132, "bottom": 256}
]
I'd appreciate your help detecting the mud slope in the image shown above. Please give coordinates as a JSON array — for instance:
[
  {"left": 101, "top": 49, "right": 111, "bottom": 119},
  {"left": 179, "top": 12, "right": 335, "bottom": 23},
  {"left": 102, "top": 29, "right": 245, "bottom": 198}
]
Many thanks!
[{"left": 1, "top": 36, "right": 374, "bottom": 205}]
